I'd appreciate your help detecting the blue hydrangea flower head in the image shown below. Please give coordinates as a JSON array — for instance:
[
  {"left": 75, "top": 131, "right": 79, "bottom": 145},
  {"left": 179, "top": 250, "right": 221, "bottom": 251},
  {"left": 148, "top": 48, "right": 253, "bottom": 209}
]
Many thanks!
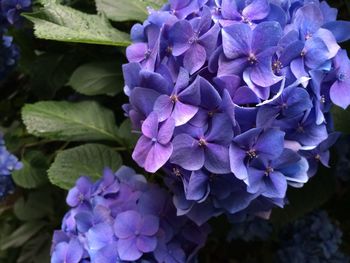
[
  {"left": 0, "top": 34, "right": 19, "bottom": 79},
  {"left": 51, "top": 167, "right": 210, "bottom": 262},
  {"left": 1, "top": 0, "right": 31, "bottom": 25},
  {"left": 275, "top": 210, "right": 349, "bottom": 263},
  {"left": 0, "top": 134, "right": 22, "bottom": 198},
  {"left": 122, "top": 0, "right": 350, "bottom": 222}
]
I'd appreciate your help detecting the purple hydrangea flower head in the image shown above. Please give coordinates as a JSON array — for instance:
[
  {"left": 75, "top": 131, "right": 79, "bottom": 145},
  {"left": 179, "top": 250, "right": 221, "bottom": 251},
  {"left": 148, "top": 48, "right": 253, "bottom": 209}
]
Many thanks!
[
  {"left": 276, "top": 210, "right": 349, "bottom": 263},
  {"left": 1, "top": 0, "right": 31, "bottom": 25},
  {"left": 0, "top": 134, "right": 22, "bottom": 198},
  {"left": 51, "top": 167, "right": 210, "bottom": 262},
  {"left": 122, "top": 0, "right": 350, "bottom": 223},
  {"left": 0, "top": 35, "right": 19, "bottom": 79}
]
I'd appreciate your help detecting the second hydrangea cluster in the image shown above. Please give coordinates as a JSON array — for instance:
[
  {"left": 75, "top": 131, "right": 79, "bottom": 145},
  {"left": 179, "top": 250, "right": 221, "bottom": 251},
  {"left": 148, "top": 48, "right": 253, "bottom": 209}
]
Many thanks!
[
  {"left": 0, "top": 0, "right": 30, "bottom": 80},
  {"left": 0, "top": 134, "right": 22, "bottom": 198},
  {"left": 51, "top": 167, "right": 210, "bottom": 263},
  {"left": 123, "top": 0, "right": 350, "bottom": 222},
  {"left": 276, "top": 211, "right": 349, "bottom": 263}
]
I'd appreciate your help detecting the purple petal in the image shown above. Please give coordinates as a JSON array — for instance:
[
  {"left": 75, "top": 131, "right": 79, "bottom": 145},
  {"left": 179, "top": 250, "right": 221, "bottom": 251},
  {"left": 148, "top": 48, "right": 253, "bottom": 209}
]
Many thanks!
[
  {"left": 117, "top": 237, "right": 142, "bottom": 261},
  {"left": 222, "top": 23, "right": 251, "bottom": 59},
  {"left": 229, "top": 143, "right": 248, "bottom": 180},
  {"left": 141, "top": 112, "right": 159, "bottom": 139},
  {"left": 323, "top": 21, "right": 350, "bottom": 43},
  {"left": 255, "top": 129, "right": 285, "bottom": 160},
  {"left": 87, "top": 223, "right": 114, "bottom": 250},
  {"left": 153, "top": 95, "right": 173, "bottom": 122},
  {"left": 199, "top": 23, "right": 220, "bottom": 56},
  {"left": 243, "top": 0, "right": 270, "bottom": 21},
  {"left": 330, "top": 80, "right": 350, "bottom": 109},
  {"left": 251, "top": 49, "right": 283, "bottom": 87},
  {"left": 294, "top": 4, "right": 323, "bottom": 37},
  {"left": 221, "top": 0, "right": 240, "bottom": 20},
  {"left": 205, "top": 143, "right": 231, "bottom": 174},
  {"left": 290, "top": 58, "right": 308, "bottom": 83},
  {"left": 199, "top": 77, "right": 222, "bottom": 110},
  {"left": 130, "top": 87, "right": 161, "bottom": 116},
  {"left": 186, "top": 170, "right": 210, "bottom": 202},
  {"left": 51, "top": 242, "right": 68, "bottom": 263},
  {"left": 206, "top": 114, "right": 233, "bottom": 145},
  {"left": 264, "top": 171, "right": 287, "bottom": 198},
  {"left": 252, "top": 21, "right": 282, "bottom": 54},
  {"left": 132, "top": 136, "right": 153, "bottom": 168},
  {"left": 126, "top": 43, "right": 148, "bottom": 63},
  {"left": 140, "top": 215, "right": 159, "bottom": 236},
  {"left": 136, "top": 236, "right": 157, "bottom": 253},
  {"left": 170, "top": 134, "right": 205, "bottom": 171},
  {"left": 66, "top": 239, "right": 83, "bottom": 263},
  {"left": 304, "top": 37, "right": 331, "bottom": 69},
  {"left": 169, "top": 20, "right": 193, "bottom": 56},
  {"left": 172, "top": 101, "right": 198, "bottom": 126},
  {"left": 218, "top": 55, "right": 249, "bottom": 76},
  {"left": 158, "top": 118, "right": 175, "bottom": 144},
  {"left": 145, "top": 143, "right": 173, "bottom": 173},
  {"left": 114, "top": 210, "right": 141, "bottom": 239},
  {"left": 184, "top": 43, "right": 206, "bottom": 74},
  {"left": 178, "top": 77, "right": 201, "bottom": 105}
]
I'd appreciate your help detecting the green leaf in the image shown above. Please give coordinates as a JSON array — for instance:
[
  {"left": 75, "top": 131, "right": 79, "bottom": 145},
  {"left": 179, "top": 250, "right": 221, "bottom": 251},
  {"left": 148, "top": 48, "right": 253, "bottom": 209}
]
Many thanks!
[
  {"left": 12, "top": 151, "right": 49, "bottom": 189},
  {"left": 29, "top": 53, "right": 81, "bottom": 99},
  {"left": 69, "top": 61, "right": 122, "bottom": 96},
  {"left": 270, "top": 169, "right": 336, "bottom": 227},
  {"left": 332, "top": 106, "right": 350, "bottom": 134},
  {"left": 23, "top": 2, "right": 130, "bottom": 46},
  {"left": 95, "top": 0, "right": 166, "bottom": 22},
  {"left": 0, "top": 221, "right": 46, "bottom": 250},
  {"left": 48, "top": 143, "right": 122, "bottom": 189},
  {"left": 17, "top": 233, "right": 51, "bottom": 263},
  {"left": 118, "top": 119, "right": 138, "bottom": 148},
  {"left": 14, "top": 190, "right": 54, "bottom": 221},
  {"left": 22, "top": 101, "right": 120, "bottom": 142}
]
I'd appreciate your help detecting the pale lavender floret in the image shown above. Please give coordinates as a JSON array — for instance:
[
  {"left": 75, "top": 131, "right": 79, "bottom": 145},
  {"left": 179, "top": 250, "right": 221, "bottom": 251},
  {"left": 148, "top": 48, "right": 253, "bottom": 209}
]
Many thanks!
[{"left": 132, "top": 112, "right": 175, "bottom": 173}]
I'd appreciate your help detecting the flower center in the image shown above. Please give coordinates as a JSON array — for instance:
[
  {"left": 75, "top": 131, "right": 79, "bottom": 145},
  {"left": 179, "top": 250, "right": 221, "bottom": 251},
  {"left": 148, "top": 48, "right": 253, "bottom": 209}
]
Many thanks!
[
  {"left": 297, "top": 124, "right": 304, "bottom": 133},
  {"left": 338, "top": 72, "right": 347, "bottom": 82},
  {"left": 241, "top": 16, "right": 252, "bottom": 26},
  {"left": 173, "top": 167, "right": 181, "bottom": 177},
  {"left": 214, "top": 7, "right": 221, "bottom": 14},
  {"left": 315, "top": 154, "right": 321, "bottom": 161},
  {"left": 265, "top": 167, "right": 274, "bottom": 176},
  {"left": 151, "top": 137, "right": 157, "bottom": 143},
  {"left": 188, "top": 33, "right": 199, "bottom": 44},
  {"left": 320, "top": 95, "right": 326, "bottom": 104},
  {"left": 248, "top": 53, "right": 257, "bottom": 65},
  {"left": 166, "top": 46, "right": 173, "bottom": 54},
  {"left": 305, "top": 32, "right": 313, "bottom": 40},
  {"left": 170, "top": 94, "right": 178, "bottom": 103},
  {"left": 144, "top": 49, "right": 152, "bottom": 59},
  {"left": 300, "top": 50, "right": 306, "bottom": 57},
  {"left": 246, "top": 149, "right": 257, "bottom": 159},
  {"left": 78, "top": 193, "right": 85, "bottom": 203},
  {"left": 16, "top": 4, "right": 22, "bottom": 10},
  {"left": 198, "top": 138, "right": 207, "bottom": 147},
  {"left": 272, "top": 60, "right": 283, "bottom": 73}
]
